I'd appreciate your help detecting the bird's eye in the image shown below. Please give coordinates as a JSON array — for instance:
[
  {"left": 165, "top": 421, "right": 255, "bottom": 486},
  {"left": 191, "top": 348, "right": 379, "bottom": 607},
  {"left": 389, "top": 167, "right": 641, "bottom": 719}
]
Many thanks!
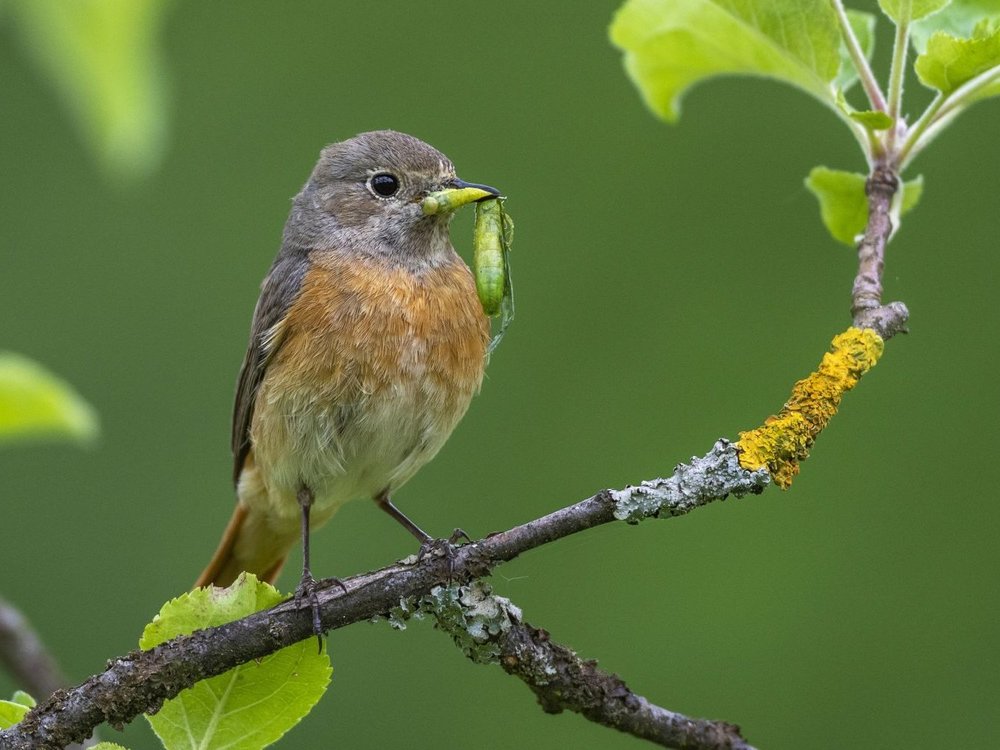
[{"left": 369, "top": 172, "right": 400, "bottom": 198}]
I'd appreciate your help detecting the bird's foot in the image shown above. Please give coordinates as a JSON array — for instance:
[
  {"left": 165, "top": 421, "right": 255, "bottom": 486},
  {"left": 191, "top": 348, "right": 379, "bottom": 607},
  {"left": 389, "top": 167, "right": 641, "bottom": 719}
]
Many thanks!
[
  {"left": 416, "top": 528, "right": 470, "bottom": 578},
  {"left": 292, "top": 571, "right": 338, "bottom": 652}
]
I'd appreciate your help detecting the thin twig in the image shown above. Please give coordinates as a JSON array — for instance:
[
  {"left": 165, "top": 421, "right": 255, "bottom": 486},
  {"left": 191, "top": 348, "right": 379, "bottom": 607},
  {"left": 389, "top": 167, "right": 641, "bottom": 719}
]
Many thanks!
[
  {"left": 500, "top": 619, "right": 755, "bottom": 749},
  {"left": 0, "top": 442, "right": 766, "bottom": 750},
  {"left": 0, "top": 599, "right": 95, "bottom": 750},
  {"left": 851, "top": 164, "right": 908, "bottom": 337},
  {"left": 0, "top": 599, "right": 68, "bottom": 702}
]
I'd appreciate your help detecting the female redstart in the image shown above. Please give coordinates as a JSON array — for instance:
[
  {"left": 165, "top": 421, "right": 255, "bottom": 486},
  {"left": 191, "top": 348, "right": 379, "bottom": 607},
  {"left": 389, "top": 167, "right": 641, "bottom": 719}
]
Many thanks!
[{"left": 196, "top": 131, "right": 500, "bottom": 613}]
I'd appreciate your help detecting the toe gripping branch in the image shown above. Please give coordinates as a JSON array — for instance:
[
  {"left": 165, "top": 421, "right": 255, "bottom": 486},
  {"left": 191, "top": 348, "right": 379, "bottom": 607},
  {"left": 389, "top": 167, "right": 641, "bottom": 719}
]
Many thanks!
[{"left": 736, "top": 327, "right": 884, "bottom": 489}]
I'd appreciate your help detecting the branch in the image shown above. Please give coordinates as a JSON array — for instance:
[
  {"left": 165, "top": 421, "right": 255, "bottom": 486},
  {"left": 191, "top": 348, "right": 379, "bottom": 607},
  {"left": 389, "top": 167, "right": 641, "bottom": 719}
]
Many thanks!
[
  {"left": 0, "top": 441, "right": 766, "bottom": 750},
  {"left": 851, "top": 164, "right": 908, "bottom": 338},
  {"left": 0, "top": 166, "right": 908, "bottom": 748},
  {"left": 0, "top": 599, "right": 94, "bottom": 750},
  {"left": 1, "top": 168, "right": 910, "bottom": 747},
  {"left": 0, "top": 599, "right": 68, "bottom": 703},
  {"left": 499, "top": 615, "right": 754, "bottom": 749}
]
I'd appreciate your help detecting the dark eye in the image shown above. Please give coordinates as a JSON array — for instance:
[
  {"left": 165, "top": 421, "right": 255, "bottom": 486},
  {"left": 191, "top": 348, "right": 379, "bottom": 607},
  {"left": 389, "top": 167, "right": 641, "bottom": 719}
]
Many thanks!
[{"left": 369, "top": 172, "right": 400, "bottom": 197}]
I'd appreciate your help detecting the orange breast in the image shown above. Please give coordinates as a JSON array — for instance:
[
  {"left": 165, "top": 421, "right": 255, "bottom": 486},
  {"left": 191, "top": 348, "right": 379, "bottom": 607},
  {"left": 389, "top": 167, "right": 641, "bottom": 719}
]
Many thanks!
[
  {"left": 273, "top": 251, "right": 489, "bottom": 403},
  {"left": 247, "top": 249, "right": 490, "bottom": 510}
]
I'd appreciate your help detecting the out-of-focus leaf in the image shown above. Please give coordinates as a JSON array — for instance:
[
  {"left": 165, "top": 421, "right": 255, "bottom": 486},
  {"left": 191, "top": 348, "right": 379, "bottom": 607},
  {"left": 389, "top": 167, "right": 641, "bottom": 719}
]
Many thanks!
[
  {"left": 610, "top": 0, "right": 842, "bottom": 122},
  {"left": 8, "top": 0, "right": 171, "bottom": 180},
  {"left": 9, "top": 692, "right": 35, "bottom": 709},
  {"left": 0, "top": 699, "right": 30, "bottom": 730},
  {"left": 878, "top": 0, "right": 951, "bottom": 23},
  {"left": 0, "top": 352, "right": 98, "bottom": 445},
  {"left": 141, "top": 574, "right": 332, "bottom": 750},
  {"left": 911, "top": 0, "right": 1000, "bottom": 51}
]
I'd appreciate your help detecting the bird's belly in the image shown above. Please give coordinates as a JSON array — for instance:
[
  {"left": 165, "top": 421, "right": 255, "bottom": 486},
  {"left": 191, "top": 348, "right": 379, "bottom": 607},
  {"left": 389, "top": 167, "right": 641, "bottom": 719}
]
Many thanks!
[
  {"left": 252, "top": 377, "right": 462, "bottom": 519},
  {"left": 245, "top": 256, "right": 489, "bottom": 521}
]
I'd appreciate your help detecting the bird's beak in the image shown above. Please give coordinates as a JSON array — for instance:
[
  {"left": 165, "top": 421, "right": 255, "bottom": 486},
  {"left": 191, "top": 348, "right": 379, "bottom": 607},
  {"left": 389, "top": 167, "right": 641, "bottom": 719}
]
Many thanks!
[{"left": 421, "top": 178, "right": 502, "bottom": 216}]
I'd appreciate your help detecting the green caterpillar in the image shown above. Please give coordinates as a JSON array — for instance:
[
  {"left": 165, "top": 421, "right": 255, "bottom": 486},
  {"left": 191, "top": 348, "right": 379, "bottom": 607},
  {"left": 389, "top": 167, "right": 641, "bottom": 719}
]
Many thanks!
[{"left": 473, "top": 198, "right": 507, "bottom": 316}]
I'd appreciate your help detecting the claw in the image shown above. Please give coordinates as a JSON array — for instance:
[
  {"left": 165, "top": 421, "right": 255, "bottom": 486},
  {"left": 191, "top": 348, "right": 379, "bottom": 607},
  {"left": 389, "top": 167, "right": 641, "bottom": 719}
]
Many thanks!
[
  {"left": 293, "top": 572, "right": 324, "bottom": 652},
  {"left": 416, "top": 533, "right": 468, "bottom": 581}
]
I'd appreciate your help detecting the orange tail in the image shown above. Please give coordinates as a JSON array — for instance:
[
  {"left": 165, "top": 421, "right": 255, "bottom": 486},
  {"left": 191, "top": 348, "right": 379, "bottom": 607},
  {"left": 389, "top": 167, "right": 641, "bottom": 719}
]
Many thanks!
[{"left": 194, "top": 502, "right": 298, "bottom": 588}]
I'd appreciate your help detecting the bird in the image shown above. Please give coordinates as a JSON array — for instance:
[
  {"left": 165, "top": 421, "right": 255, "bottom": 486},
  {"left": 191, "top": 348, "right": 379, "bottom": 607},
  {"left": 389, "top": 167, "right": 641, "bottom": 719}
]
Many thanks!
[{"left": 195, "top": 131, "right": 500, "bottom": 618}]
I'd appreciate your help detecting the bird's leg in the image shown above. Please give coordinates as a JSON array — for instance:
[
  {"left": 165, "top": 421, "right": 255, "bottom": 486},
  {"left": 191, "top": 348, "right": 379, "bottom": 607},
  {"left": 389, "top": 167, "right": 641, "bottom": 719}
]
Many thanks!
[
  {"left": 294, "top": 484, "right": 324, "bottom": 646},
  {"left": 375, "top": 491, "right": 431, "bottom": 543},
  {"left": 374, "top": 490, "right": 468, "bottom": 571}
]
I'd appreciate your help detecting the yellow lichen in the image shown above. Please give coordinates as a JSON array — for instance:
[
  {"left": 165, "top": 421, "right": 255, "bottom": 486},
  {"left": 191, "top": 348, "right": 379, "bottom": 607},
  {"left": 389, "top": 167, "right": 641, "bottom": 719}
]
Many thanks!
[{"left": 736, "top": 327, "right": 884, "bottom": 488}]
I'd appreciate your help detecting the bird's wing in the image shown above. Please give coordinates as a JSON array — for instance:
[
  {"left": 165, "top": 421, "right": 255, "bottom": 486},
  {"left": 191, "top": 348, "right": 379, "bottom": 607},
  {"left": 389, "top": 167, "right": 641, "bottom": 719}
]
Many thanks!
[{"left": 231, "top": 250, "right": 310, "bottom": 485}]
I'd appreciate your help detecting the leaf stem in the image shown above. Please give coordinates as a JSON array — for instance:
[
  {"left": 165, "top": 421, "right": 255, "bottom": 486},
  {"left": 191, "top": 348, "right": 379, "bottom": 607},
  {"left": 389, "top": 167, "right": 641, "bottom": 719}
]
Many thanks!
[
  {"left": 898, "top": 63, "right": 1000, "bottom": 168},
  {"left": 896, "top": 92, "right": 943, "bottom": 167},
  {"left": 830, "top": 0, "right": 886, "bottom": 113},
  {"left": 885, "top": 17, "right": 911, "bottom": 154}
]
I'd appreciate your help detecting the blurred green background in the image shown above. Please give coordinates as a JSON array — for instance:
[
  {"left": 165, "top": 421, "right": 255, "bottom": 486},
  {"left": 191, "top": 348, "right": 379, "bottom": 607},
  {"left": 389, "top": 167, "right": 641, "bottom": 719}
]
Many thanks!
[{"left": 2, "top": 1, "right": 998, "bottom": 748}]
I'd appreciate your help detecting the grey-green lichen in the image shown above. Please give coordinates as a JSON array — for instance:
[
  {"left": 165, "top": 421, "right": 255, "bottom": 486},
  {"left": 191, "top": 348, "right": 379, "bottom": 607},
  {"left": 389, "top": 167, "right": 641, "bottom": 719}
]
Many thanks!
[
  {"left": 611, "top": 439, "right": 769, "bottom": 524},
  {"left": 379, "top": 580, "right": 521, "bottom": 665}
]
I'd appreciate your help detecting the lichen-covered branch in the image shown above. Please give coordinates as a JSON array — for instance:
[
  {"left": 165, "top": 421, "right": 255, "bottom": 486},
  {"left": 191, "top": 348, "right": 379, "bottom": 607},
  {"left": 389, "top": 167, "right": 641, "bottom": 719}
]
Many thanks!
[
  {"left": 737, "top": 328, "right": 883, "bottom": 487},
  {"left": 404, "top": 581, "right": 757, "bottom": 750},
  {"left": 0, "top": 331, "right": 894, "bottom": 749},
  {"left": 0, "top": 442, "right": 766, "bottom": 750},
  {"left": 500, "top": 620, "right": 753, "bottom": 750}
]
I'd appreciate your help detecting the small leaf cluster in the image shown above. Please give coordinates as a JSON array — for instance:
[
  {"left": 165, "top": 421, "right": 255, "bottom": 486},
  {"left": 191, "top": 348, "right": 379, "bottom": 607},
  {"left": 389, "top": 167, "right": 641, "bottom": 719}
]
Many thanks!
[{"left": 611, "top": 0, "right": 1000, "bottom": 245}]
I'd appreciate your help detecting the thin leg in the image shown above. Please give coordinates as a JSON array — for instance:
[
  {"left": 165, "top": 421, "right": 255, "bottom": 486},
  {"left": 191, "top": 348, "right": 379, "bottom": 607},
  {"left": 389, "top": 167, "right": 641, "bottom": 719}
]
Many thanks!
[
  {"left": 375, "top": 491, "right": 468, "bottom": 576},
  {"left": 294, "top": 485, "right": 324, "bottom": 646},
  {"left": 300, "top": 488, "right": 314, "bottom": 581},
  {"left": 375, "top": 491, "right": 432, "bottom": 543}
]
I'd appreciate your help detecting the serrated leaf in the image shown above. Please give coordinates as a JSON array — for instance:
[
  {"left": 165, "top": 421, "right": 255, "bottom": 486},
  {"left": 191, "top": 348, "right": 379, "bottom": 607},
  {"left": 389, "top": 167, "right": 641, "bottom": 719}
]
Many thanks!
[
  {"left": 0, "top": 700, "right": 29, "bottom": 730},
  {"left": 911, "top": 0, "right": 1000, "bottom": 51},
  {"left": 610, "top": 0, "right": 842, "bottom": 122},
  {"left": 805, "top": 167, "right": 924, "bottom": 245},
  {"left": 0, "top": 352, "right": 99, "bottom": 445},
  {"left": 878, "top": 0, "right": 951, "bottom": 23},
  {"left": 915, "top": 17, "right": 1000, "bottom": 95},
  {"left": 7, "top": 0, "right": 170, "bottom": 180},
  {"left": 850, "top": 109, "right": 895, "bottom": 129},
  {"left": 837, "top": 10, "right": 878, "bottom": 91},
  {"left": 141, "top": 574, "right": 331, "bottom": 750},
  {"left": 91, "top": 744, "right": 130, "bottom": 750}
]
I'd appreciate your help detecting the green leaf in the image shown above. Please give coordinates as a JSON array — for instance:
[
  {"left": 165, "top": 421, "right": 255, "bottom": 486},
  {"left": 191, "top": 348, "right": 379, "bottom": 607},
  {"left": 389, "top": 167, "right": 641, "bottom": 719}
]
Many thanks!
[
  {"left": 609, "top": 0, "right": 843, "bottom": 122},
  {"left": 836, "top": 9, "right": 878, "bottom": 91},
  {"left": 915, "top": 16, "right": 1000, "bottom": 95},
  {"left": 0, "top": 352, "right": 99, "bottom": 445},
  {"left": 849, "top": 109, "right": 895, "bottom": 129},
  {"left": 805, "top": 167, "right": 924, "bottom": 245},
  {"left": 806, "top": 168, "right": 869, "bottom": 245},
  {"left": 878, "top": 0, "right": 951, "bottom": 23},
  {"left": 10, "top": 691, "right": 36, "bottom": 709},
  {"left": 91, "top": 744, "right": 130, "bottom": 750},
  {"left": 900, "top": 173, "right": 925, "bottom": 213},
  {"left": 141, "top": 574, "right": 331, "bottom": 750},
  {"left": 0, "top": 700, "right": 30, "bottom": 730},
  {"left": 911, "top": 0, "right": 1000, "bottom": 51},
  {"left": 7, "top": 0, "right": 171, "bottom": 180}
]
